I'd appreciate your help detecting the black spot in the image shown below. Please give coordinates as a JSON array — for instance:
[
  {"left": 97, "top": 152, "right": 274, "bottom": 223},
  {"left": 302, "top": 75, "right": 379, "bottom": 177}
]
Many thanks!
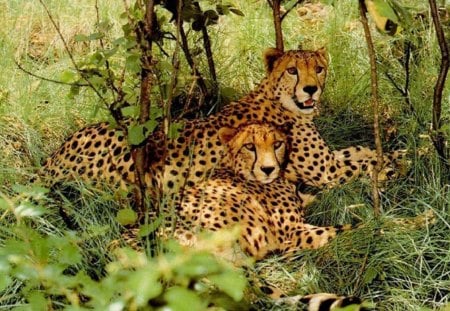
[
  {"left": 96, "top": 159, "right": 104, "bottom": 168},
  {"left": 317, "top": 298, "right": 336, "bottom": 311},
  {"left": 306, "top": 236, "right": 313, "bottom": 244},
  {"left": 113, "top": 147, "right": 123, "bottom": 157},
  {"left": 71, "top": 141, "right": 78, "bottom": 150},
  {"left": 167, "top": 181, "right": 174, "bottom": 189},
  {"left": 340, "top": 297, "right": 362, "bottom": 307}
]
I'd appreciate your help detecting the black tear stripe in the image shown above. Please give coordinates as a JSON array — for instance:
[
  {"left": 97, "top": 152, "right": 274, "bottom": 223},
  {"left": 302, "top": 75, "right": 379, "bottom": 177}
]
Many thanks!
[
  {"left": 251, "top": 145, "right": 258, "bottom": 179},
  {"left": 292, "top": 60, "right": 300, "bottom": 100}
]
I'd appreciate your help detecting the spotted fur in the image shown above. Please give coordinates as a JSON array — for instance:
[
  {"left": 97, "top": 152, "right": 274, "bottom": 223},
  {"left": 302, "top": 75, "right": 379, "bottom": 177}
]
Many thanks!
[{"left": 41, "top": 48, "right": 402, "bottom": 205}]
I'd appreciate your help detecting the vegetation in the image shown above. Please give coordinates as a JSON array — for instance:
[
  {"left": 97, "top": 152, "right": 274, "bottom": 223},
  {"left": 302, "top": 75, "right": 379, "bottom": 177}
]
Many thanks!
[{"left": 0, "top": 0, "right": 449, "bottom": 310}]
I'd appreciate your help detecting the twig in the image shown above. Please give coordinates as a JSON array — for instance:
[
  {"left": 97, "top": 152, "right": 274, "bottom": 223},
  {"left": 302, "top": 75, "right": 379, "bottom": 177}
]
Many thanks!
[
  {"left": 359, "top": 0, "right": 383, "bottom": 216},
  {"left": 164, "top": 0, "right": 182, "bottom": 135},
  {"left": 179, "top": 22, "right": 207, "bottom": 108},
  {"left": 429, "top": 0, "right": 450, "bottom": 169},
  {"left": 14, "top": 60, "right": 88, "bottom": 87},
  {"left": 193, "top": 2, "right": 217, "bottom": 87},
  {"left": 281, "top": 0, "right": 304, "bottom": 21}
]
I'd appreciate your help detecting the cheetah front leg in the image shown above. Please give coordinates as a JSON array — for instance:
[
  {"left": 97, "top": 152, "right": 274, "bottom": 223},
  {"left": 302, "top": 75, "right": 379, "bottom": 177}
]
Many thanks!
[
  {"left": 277, "top": 223, "right": 354, "bottom": 254},
  {"left": 333, "top": 146, "right": 407, "bottom": 182}
]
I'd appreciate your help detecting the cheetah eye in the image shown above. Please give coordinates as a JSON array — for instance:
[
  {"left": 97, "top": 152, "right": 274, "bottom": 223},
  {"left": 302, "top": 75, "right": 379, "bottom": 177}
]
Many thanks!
[
  {"left": 286, "top": 67, "right": 297, "bottom": 75},
  {"left": 273, "top": 141, "right": 284, "bottom": 149},
  {"left": 315, "top": 66, "right": 324, "bottom": 74},
  {"left": 244, "top": 143, "right": 256, "bottom": 151}
]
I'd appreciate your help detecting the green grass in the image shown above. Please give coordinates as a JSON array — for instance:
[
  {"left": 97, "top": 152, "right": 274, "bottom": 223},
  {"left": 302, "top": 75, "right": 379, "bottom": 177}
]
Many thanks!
[{"left": 0, "top": 0, "right": 449, "bottom": 310}]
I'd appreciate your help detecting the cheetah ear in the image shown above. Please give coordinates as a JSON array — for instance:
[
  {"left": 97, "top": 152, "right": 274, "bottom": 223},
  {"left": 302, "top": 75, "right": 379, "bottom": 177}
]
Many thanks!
[
  {"left": 218, "top": 127, "right": 238, "bottom": 145},
  {"left": 264, "top": 48, "right": 284, "bottom": 74},
  {"left": 316, "top": 47, "right": 328, "bottom": 64}
]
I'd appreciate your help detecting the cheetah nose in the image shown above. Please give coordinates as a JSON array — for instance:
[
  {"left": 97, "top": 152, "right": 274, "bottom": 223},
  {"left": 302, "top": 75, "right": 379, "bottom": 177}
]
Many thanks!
[
  {"left": 261, "top": 166, "right": 275, "bottom": 176},
  {"left": 303, "top": 85, "right": 318, "bottom": 96}
]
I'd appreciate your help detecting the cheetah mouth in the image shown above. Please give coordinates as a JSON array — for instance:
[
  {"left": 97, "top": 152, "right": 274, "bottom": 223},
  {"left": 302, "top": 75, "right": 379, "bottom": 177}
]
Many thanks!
[{"left": 294, "top": 98, "right": 316, "bottom": 110}]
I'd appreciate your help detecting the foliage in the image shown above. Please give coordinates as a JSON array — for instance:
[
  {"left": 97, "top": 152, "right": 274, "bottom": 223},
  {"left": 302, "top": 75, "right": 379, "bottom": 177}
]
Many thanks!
[{"left": 0, "top": 185, "right": 247, "bottom": 310}]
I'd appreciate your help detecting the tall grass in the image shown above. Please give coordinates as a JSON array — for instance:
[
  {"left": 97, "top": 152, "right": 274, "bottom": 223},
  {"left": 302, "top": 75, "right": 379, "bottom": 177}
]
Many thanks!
[{"left": 0, "top": 0, "right": 449, "bottom": 310}]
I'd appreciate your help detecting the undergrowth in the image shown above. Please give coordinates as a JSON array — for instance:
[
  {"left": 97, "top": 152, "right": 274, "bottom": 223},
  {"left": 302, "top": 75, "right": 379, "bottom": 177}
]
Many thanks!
[{"left": 0, "top": 0, "right": 449, "bottom": 310}]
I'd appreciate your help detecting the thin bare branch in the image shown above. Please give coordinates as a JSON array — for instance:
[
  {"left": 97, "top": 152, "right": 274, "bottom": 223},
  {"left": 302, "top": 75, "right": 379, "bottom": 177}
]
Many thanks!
[
  {"left": 14, "top": 60, "right": 88, "bottom": 87},
  {"left": 281, "top": 0, "right": 304, "bottom": 21},
  {"left": 359, "top": 0, "right": 383, "bottom": 216},
  {"left": 429, "top": 0, "right": 450, "bottom": 167}
]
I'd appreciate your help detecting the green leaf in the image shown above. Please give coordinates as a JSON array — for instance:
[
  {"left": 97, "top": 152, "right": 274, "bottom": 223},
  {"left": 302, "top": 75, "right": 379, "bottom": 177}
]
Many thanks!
[
  {"left": 372, "top": 0, "right": 399, "bottom": 24},
  {"left": 128, "top": 124, "right": 145, "bottom": 145},
  {"left": 121, "top": 106, "right": 139, "bottom": 118},
  {"left": 178, "top": 253, "right": 221, "bottom": 277},
  {"left": 144, "top": 119, "right": 158, "bottom": 134},
  {"left": 0, "top": 197, "right": 10, "bottom": 210},
  {"left": 27, "top": 291, "right": 48, "bottom": 311},
  {"left": 138, "top": 215, "right": 163, "bottom": 237},
  {"left": 60, "top": 70, "right": 78, "bottom": 84},
  {"left": 0, "top": 275, "right": 11, "bottom": 292},
  {"left": 209, "top": 271, "right": 246, "bottom": 301},
  {"left": 88, "top": 75, "right": 105, "bottom": 87},
  {"left": 88, "top": 32, "right": 105, "bottom": 40},
  {"left": 59, "top": 242, "right": 82, "bottom": 265},
  {"left": 150, "top": 106, "right": 163, "bottom": 119},
  {"left": 164, "top": 287, "right": 205, "bottom": 311},
  {"left": 12, "top": 184, "right": 49, "bottom": 198},
  {"left": 126, "top": 54, "right": 141, "bottom": 74},
  {"left": 363, "top": 265, "right": 379, "bottom": 284},
  {"left": 74, "top": 34, "right": 89, "bottom": 42},
  {"left": 127, "top": 267, "right": 162, "bottom": 305},
  {"left": 116, "top": 208, "right": 138, "bottom": 226},
  {"left": 168, "top": 121, "right": 184, "bottom": 139}
]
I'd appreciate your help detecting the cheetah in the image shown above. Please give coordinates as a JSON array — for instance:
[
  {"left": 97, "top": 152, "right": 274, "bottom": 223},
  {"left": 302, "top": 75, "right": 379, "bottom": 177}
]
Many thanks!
[
  {"left": 41, "top": 47, "right": 402, "bottom": 204},
  {"left": 163, "top": 122, "right": 356, "bottom": 261}
]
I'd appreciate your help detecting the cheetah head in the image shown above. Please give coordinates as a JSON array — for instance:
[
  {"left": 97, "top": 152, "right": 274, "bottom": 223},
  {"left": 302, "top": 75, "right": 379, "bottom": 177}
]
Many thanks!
[
  {"left": 264, "top": 47, "right": 328, "bottom": 115},
  {"left": 218, "top": 123, "right": 288, "bottom": 184}
]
